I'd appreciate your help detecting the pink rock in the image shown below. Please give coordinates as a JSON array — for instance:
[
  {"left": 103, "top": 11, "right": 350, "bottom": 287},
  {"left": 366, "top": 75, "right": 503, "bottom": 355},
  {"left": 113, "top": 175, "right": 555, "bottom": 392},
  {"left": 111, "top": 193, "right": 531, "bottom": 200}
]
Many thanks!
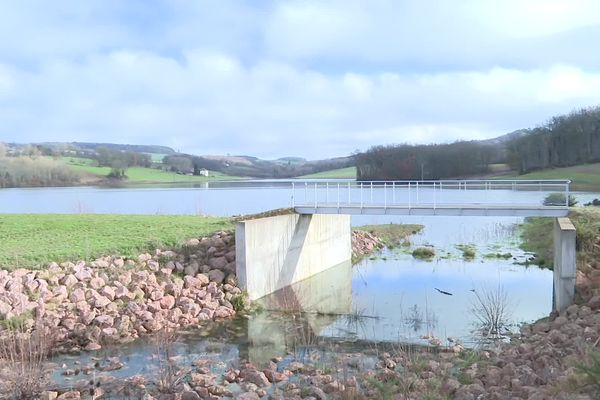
[
  {"left": 263, "top": 369, "right": 288, "bottom": 383},
  {"left": 114, "top": 286, "right": 132, "bottom": 300},
  {"left": 147, "top": 301, "right": 162, "bottom": 313},
  {"left": 74, "top": 269, "right": 92, "bottom": 281},
  {"left": 143, "top": 319, "right": 163, "bottom": 332},
  {"left": 60, "top": 318, "right": 77, "bottom": 330},
  {"left": 70, "top": 288, "right": 86, "bottom": 303},
  {"left": 183, "top": 275, "right": 203, "bottom": 289},
  {"left": 240, "top": 370, "right": 270, "bottom": 388},
  {"left": 92, "top": 294, "right": 111, "bottom": 308},
  {"left": 214, "top": 306, "right": 233, "bottom": 318},
  {"left": 588, "top": 295, "right": 600, "bottom": 310},
  {"left": 196, "top": 273, "right": 210, "bottom": 285},
  {"left": 101, "top": 327, "right": 118, "bottom": 337},
  {"left": 89, "top": 277, "right": 105, "bottom": 290},
  {"left": 81, "top": 309, "right": 97, "bottom": 325},
  {"left": 61, "top": 274, "right": 78, "bottom": 287},
  {"left": 100, "top": 286, "right": 116, "bottom": 301},
  {"left": 150, "top": 290, "right": 163, "bottom": 301},
  {"left": 160, "top": 295, "right": 175, "bottom": 309}
]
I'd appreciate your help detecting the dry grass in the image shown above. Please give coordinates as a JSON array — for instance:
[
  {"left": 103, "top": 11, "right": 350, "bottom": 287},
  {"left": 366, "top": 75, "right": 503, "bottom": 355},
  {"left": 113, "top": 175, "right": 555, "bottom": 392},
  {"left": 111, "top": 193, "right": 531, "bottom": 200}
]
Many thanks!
[
  {"left": 0, "top": 324, "right": 54, "bottom": 399},
  {"left": 152, "top": 326, "right": 188, "bottom": 394}
]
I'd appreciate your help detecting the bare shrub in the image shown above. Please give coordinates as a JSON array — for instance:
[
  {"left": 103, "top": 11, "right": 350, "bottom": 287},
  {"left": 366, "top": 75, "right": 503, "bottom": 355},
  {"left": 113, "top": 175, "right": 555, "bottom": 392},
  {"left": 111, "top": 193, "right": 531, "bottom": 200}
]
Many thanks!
[
  {"left": 0, "top": 325, "right": 53, "bottom": 399},
  {"left": 152, "top": 326, "right": 187, "bottom": 394},
  {"left": 470, "top": 285, "right": 513, "bottom": 337}
]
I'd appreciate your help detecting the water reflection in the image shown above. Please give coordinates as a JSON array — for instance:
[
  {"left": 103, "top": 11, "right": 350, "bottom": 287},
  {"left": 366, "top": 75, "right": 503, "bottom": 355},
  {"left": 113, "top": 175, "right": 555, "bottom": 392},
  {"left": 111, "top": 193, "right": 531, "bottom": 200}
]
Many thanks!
[{"left": 244, "top": 261, "right": 352, "bottom": 365}]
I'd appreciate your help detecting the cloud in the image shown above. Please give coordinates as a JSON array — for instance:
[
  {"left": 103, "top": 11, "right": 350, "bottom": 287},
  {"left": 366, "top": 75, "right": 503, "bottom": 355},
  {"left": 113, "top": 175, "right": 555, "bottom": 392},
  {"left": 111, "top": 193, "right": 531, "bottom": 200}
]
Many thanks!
[{"left": 0, "top": 1, "right": 599, "bottom": 158}]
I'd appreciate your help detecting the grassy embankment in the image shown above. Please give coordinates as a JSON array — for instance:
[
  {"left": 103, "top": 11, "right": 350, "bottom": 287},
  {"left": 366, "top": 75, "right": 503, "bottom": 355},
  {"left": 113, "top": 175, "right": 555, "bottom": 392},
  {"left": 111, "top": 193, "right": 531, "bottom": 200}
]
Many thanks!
[
  {"left": 520, "top": 207, "right": 600, "bottom": 268},
  {"left": 495, "top": 162, "right": 600, "bottom": 190},
  {"left": 0, "top": 214, "right": 233, "bottom": 270},
  {"left": 355, "top": 223, "right": 423, "bottom": 247},
  {"left": 299, "top": 166, "right": 357, "bottom": 179},
  {"left": 61, "top": 157, "right": 238, "bottom": 183}
]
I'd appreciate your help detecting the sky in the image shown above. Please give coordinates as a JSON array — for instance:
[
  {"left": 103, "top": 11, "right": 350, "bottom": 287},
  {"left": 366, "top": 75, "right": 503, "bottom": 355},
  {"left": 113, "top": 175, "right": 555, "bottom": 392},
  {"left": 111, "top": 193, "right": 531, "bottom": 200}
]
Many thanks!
[{"left": 1, "top": 0, "right": 600, "bottom": 159}]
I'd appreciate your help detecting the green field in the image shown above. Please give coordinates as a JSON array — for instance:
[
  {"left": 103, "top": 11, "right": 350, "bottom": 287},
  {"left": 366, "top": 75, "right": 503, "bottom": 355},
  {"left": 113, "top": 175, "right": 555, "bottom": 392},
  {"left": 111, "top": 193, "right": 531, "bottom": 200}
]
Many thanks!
[
  {"left": 520, "top": 207, "right": 600, "bottom": 269},
  {"left": 354, "top": 224, "right": 424, "bottom": 247},
  {"left": 0, "top": 214, "right": 233, "bottom": 269},
  {"left": 61, "top": 157, "right": 237, "bottom": 183},
  {"left": 299, "top": 166, "right": 357, "bottom": 179},
  {"left": 495, "top": 163, "right": 600, "bottom": 189}
]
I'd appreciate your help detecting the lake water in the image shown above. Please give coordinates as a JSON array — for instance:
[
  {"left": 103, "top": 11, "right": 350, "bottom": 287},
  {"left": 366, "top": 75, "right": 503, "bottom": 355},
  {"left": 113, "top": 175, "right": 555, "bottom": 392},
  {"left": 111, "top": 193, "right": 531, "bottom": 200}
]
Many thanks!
[
  {"left": 1, "top": 180, "right": 597, "bottom": 216},
  {"left": 1, "top": 181, "right": 594, "bottom": 387}
]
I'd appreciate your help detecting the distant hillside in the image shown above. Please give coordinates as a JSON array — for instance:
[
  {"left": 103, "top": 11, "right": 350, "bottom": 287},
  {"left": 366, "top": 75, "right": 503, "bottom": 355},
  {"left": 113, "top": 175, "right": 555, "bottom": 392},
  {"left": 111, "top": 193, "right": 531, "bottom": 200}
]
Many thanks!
[
  {"left": 164, "top": 153, "right": 355, "bottom": 178},
  {"left": 6, "top": 142, "right": 175, "bottom": 155},
  {"left": 69, "top": 142, "right": 176, "bottom": 154}
]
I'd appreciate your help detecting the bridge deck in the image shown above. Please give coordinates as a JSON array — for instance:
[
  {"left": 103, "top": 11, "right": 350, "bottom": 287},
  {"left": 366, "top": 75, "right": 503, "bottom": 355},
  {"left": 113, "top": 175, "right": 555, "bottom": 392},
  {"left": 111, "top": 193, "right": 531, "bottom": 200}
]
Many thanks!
[
  {"left": 291, "top": 179, "right": 571, "bottom": 217},
  {"left": 295, "top": 203, "right": 568, "bottom": 217}
]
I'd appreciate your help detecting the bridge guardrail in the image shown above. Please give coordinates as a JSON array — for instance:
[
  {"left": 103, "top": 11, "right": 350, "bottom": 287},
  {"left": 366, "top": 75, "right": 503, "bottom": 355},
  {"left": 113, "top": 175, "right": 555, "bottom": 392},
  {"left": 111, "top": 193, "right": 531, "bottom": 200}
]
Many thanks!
[{"left": 291, "top": 179, "right": 571, "bottom": 211}]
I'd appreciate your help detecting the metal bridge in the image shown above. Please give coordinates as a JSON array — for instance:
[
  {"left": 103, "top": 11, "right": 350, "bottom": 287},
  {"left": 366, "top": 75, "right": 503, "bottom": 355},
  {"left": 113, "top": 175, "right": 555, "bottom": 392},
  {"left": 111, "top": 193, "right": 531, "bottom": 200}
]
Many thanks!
[{"left": 292, "top": 180, "right": 571, "bottom": 217}]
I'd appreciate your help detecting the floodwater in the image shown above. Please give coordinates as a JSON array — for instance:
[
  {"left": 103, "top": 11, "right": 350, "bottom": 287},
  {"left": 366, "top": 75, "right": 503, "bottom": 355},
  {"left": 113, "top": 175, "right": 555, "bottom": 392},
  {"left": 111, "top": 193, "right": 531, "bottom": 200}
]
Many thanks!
[{"left": 0, "top": 181, "right": 591, "bottom": 387}]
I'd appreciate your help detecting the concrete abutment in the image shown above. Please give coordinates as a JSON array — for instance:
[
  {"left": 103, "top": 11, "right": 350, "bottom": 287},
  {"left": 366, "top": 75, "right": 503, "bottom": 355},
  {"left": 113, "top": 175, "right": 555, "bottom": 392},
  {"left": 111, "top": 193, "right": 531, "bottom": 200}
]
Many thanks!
[
  {"left": 553, "top": 217, "right": 576, "bottom": 313},
  {"left": 235, "top": 213, "right": 351, "bottom": 300}
]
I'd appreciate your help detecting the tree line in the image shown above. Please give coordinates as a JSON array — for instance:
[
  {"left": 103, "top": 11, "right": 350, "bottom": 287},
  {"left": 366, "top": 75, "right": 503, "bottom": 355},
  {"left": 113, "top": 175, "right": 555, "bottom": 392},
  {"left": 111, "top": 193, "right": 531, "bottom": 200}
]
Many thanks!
[
  {"left": 356, "top": 105, "right": 600, "bottom": 180},
  {"left": 356, "top": 141, "right": 497, "bottom": 180},
  {"left": 508, "top": 106, "right": 600, "bottom": 173}
]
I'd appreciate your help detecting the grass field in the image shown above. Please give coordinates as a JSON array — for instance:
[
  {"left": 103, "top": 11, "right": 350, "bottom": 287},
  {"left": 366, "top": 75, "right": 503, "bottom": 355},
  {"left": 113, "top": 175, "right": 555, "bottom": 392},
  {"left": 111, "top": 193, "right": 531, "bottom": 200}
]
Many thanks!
[
  {"left": 299, "top": 166, "right": 357, "bottom": 179},
  {"left": 355, "top": 223, "right": 424, "bottom": 247},
  {"left": 61, "top": 157, "right": 237, "bottom": 183},
  {"left": 520, "top": 207, "right": 600, "bottom": 269},
  {"left": 0, "top": 214, "right": 233, "bottom": 269},
  {"left": 495, "top": 163, "right": 600, "bottom": 189}
]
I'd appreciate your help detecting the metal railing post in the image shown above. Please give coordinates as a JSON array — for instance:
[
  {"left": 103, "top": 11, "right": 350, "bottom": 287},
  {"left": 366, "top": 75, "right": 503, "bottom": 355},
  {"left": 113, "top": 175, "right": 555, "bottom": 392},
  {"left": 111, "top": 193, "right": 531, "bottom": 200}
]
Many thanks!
[
  {"left": 433, "top": 182, "right": 436, "bottom": 209},
  {"left": 416, "top": 181, "right": 419, "bottom": 203},
  {"left": 566, "top": 181, "right": 570, "bottom": 207},
  {"left": 291, "top": 182, "right": 295, "bottom": 207},
  {"left": 370, "top": 182, "right": 373, "bottom": 203},
  {"left": 408, "top": 182, "right": 411, "bottom": 209},
  {"left": 326, "top": 182, "right": 329, "bottom": 203},
  {"left": 360, "top": 182, "right": 363, "bottom": 208},
  {"left": 392, "top": 181, "right": 396, "bottom": 204},
  {"left": 314, "top": 182, "right": 317, "bottom": 208},
  {"left": 304, "top": 182, "right": 308, "bottom": 203},
  {"left": 348, "top": 182, "right": 351, "bottom": 204},
  {"left": 384, "top": 182, "right": 387, "bottom": 208},
  {"left": 337, "top": 183, "right": 340, "bottom": 209}
]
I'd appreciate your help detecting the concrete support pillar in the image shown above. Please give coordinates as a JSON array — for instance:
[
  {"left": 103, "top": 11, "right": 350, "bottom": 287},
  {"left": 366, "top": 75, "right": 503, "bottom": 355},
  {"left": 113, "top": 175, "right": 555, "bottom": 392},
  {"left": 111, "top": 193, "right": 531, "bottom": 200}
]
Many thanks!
[
  {"left": 236, "top": 213, "right": 351, "bottom": 300},
  {"left": 553, "top": 217, "right": 576, "bottom": 313}
]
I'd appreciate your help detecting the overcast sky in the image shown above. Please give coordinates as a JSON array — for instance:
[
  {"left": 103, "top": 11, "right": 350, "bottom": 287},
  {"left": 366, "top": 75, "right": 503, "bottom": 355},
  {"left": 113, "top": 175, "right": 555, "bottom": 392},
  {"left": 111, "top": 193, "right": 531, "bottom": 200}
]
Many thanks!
[{"left": 1, "top": 0, "right": 600, "bottom": 159}]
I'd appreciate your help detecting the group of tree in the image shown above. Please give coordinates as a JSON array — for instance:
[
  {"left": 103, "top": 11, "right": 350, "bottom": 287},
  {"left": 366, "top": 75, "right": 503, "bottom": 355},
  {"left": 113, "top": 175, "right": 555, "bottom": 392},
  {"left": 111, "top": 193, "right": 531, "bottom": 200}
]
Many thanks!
[
  {"left": 355, "top": 105, "right": 600, "bottom": 180},
  {"left": 508, "top": 106, "right": 600, "bottom": 173},
  {"left": 355, "top": 141, "right": 496, "bottom": 180},
  {"left": 0, "top": 145, "right": 80, "bottom": 188},
  {"left": 95, "top": 147, "right": 152, "bottom": 178}
]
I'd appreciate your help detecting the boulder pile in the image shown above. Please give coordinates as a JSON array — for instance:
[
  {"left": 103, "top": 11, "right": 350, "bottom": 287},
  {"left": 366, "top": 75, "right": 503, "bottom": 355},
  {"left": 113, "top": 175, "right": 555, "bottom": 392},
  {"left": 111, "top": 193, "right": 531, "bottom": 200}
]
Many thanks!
[{"left": 0, "top": 231, "right": 241, "bottom": 351}]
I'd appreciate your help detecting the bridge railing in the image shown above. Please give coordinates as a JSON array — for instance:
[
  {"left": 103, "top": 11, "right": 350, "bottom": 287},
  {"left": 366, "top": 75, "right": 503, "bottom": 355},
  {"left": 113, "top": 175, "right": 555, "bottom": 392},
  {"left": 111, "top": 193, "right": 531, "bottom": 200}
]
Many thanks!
[{"left": 291, "top": 179, "right": 571, "bottom": 210}]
